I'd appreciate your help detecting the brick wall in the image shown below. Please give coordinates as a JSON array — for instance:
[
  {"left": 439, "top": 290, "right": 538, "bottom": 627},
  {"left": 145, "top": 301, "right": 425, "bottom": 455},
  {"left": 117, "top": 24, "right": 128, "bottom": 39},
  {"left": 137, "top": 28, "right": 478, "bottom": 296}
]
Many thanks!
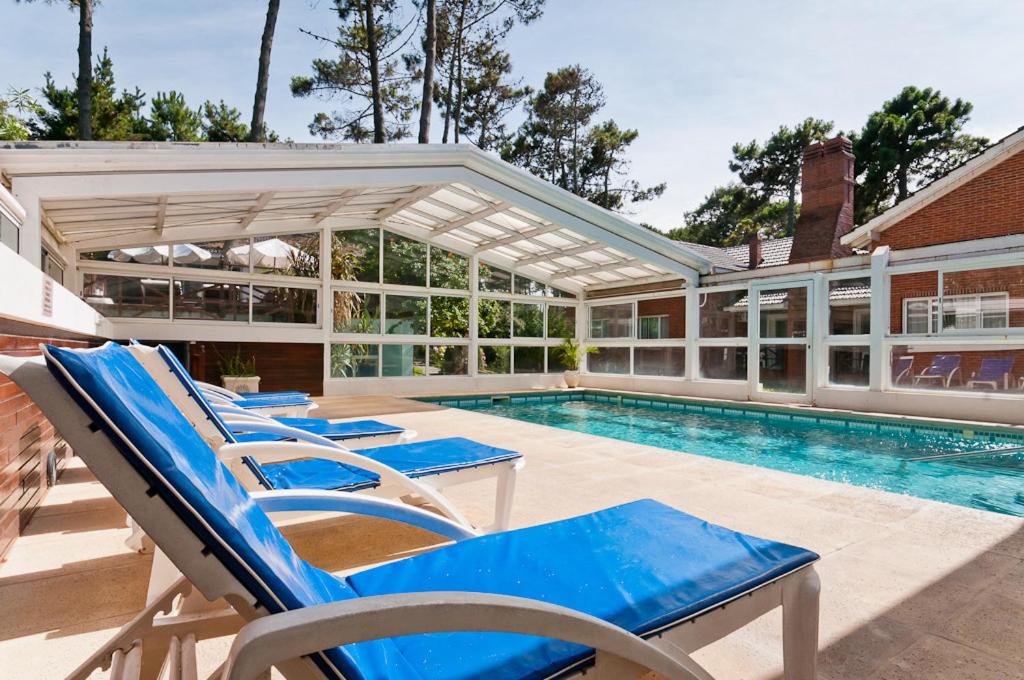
[
  {"left": 890, "top": 267, "right": 1024, "bottom": 334},
  {"left": 0, "top": 330, "right": 93, "bottom": 560},
  {"left": 636, "top": 296, "right": 686, "bottom": 337},
  {"left": 189, "top": 341, "right": 325, "bottom": 396},
  {"left": 877, "top": 146, "right": 1024, "bottom": 250}
]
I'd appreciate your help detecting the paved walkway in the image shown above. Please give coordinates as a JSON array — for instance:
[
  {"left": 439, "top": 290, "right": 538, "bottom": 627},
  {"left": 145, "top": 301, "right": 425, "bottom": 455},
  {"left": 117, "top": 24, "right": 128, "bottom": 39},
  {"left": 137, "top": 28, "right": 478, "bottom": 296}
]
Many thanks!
[{"left": 1, "top": 395, "right": 1022, "bottom": 679}]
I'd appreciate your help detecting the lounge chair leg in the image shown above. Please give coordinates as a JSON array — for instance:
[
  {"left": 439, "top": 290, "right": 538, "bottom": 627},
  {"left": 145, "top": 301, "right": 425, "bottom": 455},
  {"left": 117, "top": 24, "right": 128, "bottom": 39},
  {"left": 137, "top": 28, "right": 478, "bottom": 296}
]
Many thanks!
[
  {"left": 782, "top": 567, "right": 820, "bottom": 680},
  {"left": 126, "top": 517, "right": 149, "bottom": 553},
  {"left": 489, "top": 460, "right": 521, "bottom": 532}
]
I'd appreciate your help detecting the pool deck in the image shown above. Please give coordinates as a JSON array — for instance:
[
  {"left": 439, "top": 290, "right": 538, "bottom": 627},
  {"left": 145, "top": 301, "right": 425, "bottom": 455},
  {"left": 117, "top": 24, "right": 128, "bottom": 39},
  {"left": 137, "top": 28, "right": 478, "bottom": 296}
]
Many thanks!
[{"left": 2, "top": 396, "right": 1023, "bottom": 679}]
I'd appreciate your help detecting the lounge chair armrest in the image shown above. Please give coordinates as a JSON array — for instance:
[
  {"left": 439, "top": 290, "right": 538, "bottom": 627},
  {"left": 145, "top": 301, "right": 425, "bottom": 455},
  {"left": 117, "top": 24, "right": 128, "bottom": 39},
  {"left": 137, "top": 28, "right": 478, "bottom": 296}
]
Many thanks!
[
  {"left": 249, "top": 490, "right": 477, "bottom": 542},
  {"left": 220, "top": 419, "right": 341, "bottom": 448},
  {"left": 219, "top": 441, "right": 473, "bottom": 528},
  {"left": 222, "top": 592, "right": 713, "bottom": 680},
  {"left": 201, "top": 390, "right": 235, "bottom": 406},
  {"left": 197, "top": 380, "right": 242, "bottom": 400}
]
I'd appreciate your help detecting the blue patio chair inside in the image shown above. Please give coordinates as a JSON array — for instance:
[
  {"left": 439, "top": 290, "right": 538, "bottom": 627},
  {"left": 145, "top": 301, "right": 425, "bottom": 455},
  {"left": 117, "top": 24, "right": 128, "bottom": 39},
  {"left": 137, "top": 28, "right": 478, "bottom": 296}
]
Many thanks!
[
  {"left": 966, "top": 356, "right": 1015, "bottom": 391},
  {"left": 0, "top": 342, "right": 821, "bottom": 680},
  {"left": 912, "top": 354, "right": 961, "bottom": 388}
]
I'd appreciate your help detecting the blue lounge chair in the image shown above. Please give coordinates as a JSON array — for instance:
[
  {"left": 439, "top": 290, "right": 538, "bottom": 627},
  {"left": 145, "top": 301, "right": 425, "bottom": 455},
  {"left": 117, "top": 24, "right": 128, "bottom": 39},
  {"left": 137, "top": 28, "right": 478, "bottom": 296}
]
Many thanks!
[
  {"left": 197, "top": 387, "right": 319, "bottom": 418},
  {"left": 912, "top": 354, "right": 961, "bottom": 388},
  {"left": 966, "top": 357, "right": 1015, "bottom": 391},
  {"left": 126, "top": 342, "right": 522, "bottom": 536},
  {"left": 139, "top": 343, "right": 412, "bottom": 448},
  {"left": 1, "top": 343, "right": 820, "bottom": 680},
  {"left": 892, "top": 355, "right": 914, "bottom": 386}
]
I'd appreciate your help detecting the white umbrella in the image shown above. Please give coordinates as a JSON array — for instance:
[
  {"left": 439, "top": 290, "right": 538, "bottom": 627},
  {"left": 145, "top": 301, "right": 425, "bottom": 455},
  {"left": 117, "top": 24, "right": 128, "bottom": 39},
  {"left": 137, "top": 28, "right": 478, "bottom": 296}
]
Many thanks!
[
  {"left": 108, "top": 244, "right": 211, "bottom": 265},
  {"left": 226, "top": 238, "right": 299, "bottom": 269}
]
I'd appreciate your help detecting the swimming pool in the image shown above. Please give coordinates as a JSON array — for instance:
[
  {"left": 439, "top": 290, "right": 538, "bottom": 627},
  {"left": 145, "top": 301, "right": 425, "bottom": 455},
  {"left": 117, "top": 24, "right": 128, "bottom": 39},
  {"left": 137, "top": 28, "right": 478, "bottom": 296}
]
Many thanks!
[{"left": 421, "top": 391, "right": 1024, "bottom": 517}]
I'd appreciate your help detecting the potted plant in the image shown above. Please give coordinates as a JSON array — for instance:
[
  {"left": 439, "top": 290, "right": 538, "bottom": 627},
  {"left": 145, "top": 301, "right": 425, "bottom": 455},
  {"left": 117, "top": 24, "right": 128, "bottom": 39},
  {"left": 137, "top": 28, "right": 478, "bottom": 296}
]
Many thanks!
[
  {"left": 552, "top": 337, "right": 596, "bottom": 388},
  {"left": 219, "top": 348, "right": 260, "bottom": 394}
]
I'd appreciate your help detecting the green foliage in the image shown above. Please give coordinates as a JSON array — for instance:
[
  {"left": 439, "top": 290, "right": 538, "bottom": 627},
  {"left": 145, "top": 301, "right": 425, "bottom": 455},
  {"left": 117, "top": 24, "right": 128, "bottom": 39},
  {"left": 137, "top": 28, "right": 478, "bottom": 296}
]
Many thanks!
[
  {"left": 477, "top": 298, "right": 510, "bottom": 338},
  {"left": 218, "top": 348, "right": 257, "bottom": 377},
  {"left": 292, "top": 0, "right": 418, "bottom": 142},
  {"left": 851, "top": 85, "right": 988, "bottom": 223},
  {"left": 201, "top": 100, "right": 250, "bottom": 142},
  {"left": 147, "top": 91, "right": 202, "bottom": 141},
  {"left": 31, "top": 48, "right": 147, "bottom": 140},
  {"left": 729, "top": 117, "right": 834, "bottom": 233},
  {"left": 671, "top": 184, "right": 790, "bottom": 247},
  {"left": 503, "top": 65, "right": 663, "bottom": 212},
  {"left": 0, "top": 89, "right": 40, "bottom": 140},
  {"left": 551, "top": 337, "right": 595, "bottom": 371}
]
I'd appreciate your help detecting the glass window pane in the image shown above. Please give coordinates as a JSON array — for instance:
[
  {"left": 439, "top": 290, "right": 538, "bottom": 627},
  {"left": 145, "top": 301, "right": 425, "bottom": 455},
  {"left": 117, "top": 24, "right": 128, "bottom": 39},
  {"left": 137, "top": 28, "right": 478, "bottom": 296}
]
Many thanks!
[
  {"left": 829, "top": 277, "right": 871, "bottom": 335},
  {"left": 589, "top": 303, "right": 633, "bottom": 339},
  {"left": 382, "top": 344, "right": 426, "bottom": 377},
  {"left": 699, "top": 289, "right": 748, "bottom": 339},
  {"left": 759, "top": 286, "right": 807, "bottom": 338},
  {"left": 548, "top": 285, "right": 573, "bottom": 299},
  {"left": 829, "top": 346, "right": 870, "bottom": 386},
  {"left": 252, "top": 233, "right": 319, "bottom": 277},
  {"left": 174, "top": 281, "right": 249, "bottom": 321},
  {"left": 384, "top": 295, "right": 427, "bottom": 335},
  {"left": 634, "top": 347, "right": 685, "bottom": 377},
  {"left": 637, "top": 296, "right": 685, "bottom": 339},
  {"left": 699, "top": 346, "right": 747, "bottom": 380},
  {"left": 177, "top": 239, "right": 249, "bottom": 272},
  {"left": 333, "top": 228, "right": 380, "bottom": 282},
  {"left": 383, "top": 232, "right": 427, "bottom": 286},
  {"left": 333, "top": 291, "right": 380, "bottom": 333},
  {"left": 429, "top": 246, "right": 469, "bottom": 289},
  {"left": 479, "top": 263, "right": 511, "bottom": 293},
  {"left": 478, "top": 298, "right": 511, "bottom": 338},
  {"left": 479, "top": 346, "right": 511, "bottom": 374},
  {"left": 83, "top": 245, "right": 171, "bottom": 266},
  {"left": 81, "top": 274, "right": 170, "bottom": 318},
  {"left": 547, "top": 346, "right": 569, "bottom": 373},
  {"left": 547, "top": 305, "right": 576, "bottom": 339},
  {"left": 889, "top": 345, "right": 1024, "bottom": 392},
  {"left": 892, "top": 271, "right": 938, "bottom": 334},
  {"left": 513, "top": 274, "right": 545, "bottom": 296},
  {"left": 513, "top": 303, "right": 544, "bottom": 338},
  {"left": 0, "top": 213, "right": 19, "bottom": 252},
  {"left": 514, "top": 346, "right": 545, "bottom": 373},
  {"left": 252, "top": 286, "right": 317, "bottom": 324},
  {"left": 944, "top": 265, "right": 1023, "bottom": 330},
  {"left": 588, "top": 347, "right": 630, "bottom": 374},
  {"left": 430, "top": 296, "right": 470, "bottom": 338},
  {"left": 759, "top": 345, "right": 806, "bottom": 393},
  {"left": 330, "top": 343, "right": 378, "bottom": 378},
  {"left": 429, "top": 345, "right": 468, "bottom": 375}
]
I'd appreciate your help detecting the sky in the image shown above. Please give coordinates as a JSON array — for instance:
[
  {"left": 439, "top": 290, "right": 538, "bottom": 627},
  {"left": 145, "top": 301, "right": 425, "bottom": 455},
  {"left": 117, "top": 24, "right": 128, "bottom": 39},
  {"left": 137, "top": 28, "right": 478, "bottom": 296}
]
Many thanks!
[{"left": 2, "top": 0, "right": 1023, "bottom": 230}]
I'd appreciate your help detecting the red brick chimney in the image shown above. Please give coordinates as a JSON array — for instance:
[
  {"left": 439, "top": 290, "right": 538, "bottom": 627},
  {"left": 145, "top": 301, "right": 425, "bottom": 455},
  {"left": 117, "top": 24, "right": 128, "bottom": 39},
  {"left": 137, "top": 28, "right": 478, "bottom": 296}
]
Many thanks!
[
  {"left": 748, "top": 231, "right": 762, "bottom": 269},
  {"left": 788, "top": 136, "right": 855, "bottom": 264}
]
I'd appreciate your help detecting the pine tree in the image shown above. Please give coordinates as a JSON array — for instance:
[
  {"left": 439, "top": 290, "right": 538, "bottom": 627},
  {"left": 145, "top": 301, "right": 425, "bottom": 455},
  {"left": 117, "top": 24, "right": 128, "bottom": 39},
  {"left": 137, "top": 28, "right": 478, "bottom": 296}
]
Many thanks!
[
  {"left": 729, "top": 118, "right": 834, "bottom": 234},
  {"left": 201, "top": 100, "right": 251, "bottom": 142},
  {"left": 147, "top": 91, "right": 202, "bottom": 142},
  {"left": 292, "top": 0, "right": 419, "bottom": 142},
  {"left": 852, "top": 85, "right": 988, "bottom": 223},
  {"left": 457, "top": 32, "right": 530, "bottom": 149},
  {"left": 249, "top": 0, "right": 281, "bottom": 142}
]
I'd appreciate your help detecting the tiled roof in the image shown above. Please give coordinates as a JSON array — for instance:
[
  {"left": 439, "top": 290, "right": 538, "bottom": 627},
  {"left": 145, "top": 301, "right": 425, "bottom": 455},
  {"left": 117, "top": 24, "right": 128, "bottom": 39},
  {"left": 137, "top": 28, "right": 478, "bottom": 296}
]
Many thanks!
[{"left": 722, "top": 236, "right": 794, "bottom": 269}]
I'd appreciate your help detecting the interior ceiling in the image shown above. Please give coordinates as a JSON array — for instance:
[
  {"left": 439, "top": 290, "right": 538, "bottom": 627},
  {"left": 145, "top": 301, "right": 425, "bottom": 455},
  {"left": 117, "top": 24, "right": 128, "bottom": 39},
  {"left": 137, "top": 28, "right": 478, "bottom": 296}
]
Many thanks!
[{"left": 42, "top": 181, "right": 677, "bottom": 289}]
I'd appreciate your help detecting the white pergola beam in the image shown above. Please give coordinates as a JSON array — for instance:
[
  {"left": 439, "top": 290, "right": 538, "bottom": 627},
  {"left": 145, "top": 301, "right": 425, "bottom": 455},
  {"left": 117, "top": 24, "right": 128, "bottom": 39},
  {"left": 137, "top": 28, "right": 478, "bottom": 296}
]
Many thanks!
[
  {"left": 312, "top": 189, "right": 363, "bottom": 224},
  {"left": 515, "top": 242, "right": 607, "bottom": 266},
  {"left": 430, "top": 201, "right": 509, "bottom": 236},
  {"left": 239, "top": 192, "right": 276, "bottom": 229},
  {"left": 375, "top": 185, "right": 442, "bottom": 219}
]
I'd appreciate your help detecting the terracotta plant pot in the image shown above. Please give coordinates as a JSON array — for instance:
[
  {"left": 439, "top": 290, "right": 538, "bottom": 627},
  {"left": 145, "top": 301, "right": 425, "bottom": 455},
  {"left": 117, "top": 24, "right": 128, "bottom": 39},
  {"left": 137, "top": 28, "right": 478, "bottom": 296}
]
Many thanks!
[
  {"left": 564, "top": 370, "right": 581, "bottom": 388},
  {"left": 222, "top": 375, "right": 261, "bottom": 394}
]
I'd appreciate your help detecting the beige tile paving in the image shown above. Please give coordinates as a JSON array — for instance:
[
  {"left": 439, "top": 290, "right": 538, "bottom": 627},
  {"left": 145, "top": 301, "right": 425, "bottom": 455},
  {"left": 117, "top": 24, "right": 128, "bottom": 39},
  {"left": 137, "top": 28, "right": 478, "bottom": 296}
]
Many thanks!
[{"left": 0, "top": 395, "right": 1021, "bottom": 679}]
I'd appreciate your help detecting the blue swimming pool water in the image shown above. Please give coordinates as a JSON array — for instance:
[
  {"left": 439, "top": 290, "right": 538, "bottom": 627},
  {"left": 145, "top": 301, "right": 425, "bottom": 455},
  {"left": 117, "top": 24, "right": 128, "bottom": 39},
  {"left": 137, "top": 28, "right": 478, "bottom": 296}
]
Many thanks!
[{"left": 425, "top": 392, "right": 1024, "bottom": 517}]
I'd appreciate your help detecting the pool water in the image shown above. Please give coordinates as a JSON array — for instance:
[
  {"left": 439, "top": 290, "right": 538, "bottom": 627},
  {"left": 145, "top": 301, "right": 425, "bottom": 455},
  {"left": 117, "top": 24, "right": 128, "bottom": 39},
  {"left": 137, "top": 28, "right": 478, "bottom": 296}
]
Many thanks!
[{"left": 432, "top": 393, "right": 1024, "bottom": 517}]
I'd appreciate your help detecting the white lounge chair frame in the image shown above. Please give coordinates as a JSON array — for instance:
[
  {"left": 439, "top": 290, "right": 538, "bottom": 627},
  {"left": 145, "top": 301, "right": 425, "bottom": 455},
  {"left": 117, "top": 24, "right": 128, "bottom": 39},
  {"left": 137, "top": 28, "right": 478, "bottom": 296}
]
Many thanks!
[
  {"left": 129, "top": 344, "right": 522, "bottom": 534},
  {"left": 199, "top": 387, "right": 318, "bottom": 418},
  {"left": 2, "top": 352, "right": 820, "bottom": 680}
]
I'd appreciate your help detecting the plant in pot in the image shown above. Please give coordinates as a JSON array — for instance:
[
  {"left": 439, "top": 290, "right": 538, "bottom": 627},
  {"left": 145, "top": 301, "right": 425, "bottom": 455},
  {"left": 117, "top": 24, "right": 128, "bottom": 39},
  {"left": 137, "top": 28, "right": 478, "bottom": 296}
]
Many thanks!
[
  {"left": 219, "top": 348, "right": 260, "bottom": 394},
  {"left": 552, "top": 337, "right": 596, "bottom": 389}
]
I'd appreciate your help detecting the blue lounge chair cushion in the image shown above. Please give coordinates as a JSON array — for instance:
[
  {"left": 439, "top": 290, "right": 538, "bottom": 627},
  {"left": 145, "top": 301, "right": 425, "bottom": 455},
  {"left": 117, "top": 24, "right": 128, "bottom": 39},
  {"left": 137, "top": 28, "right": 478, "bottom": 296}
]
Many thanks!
[
  {"left": 227, "top": 390, "right": 309, "bottom": 400},
  {"left": 257, "top": 437, "right": 521, "bottom": 492},
  {"left": 345, "top": 498, "right": 819, "bottom": 679},
  {"left": 232, "top": 419, "right": 404, "bottom": 444},
  {"left": 230, "top": 393, "right": 315, "bottom": 408}
]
